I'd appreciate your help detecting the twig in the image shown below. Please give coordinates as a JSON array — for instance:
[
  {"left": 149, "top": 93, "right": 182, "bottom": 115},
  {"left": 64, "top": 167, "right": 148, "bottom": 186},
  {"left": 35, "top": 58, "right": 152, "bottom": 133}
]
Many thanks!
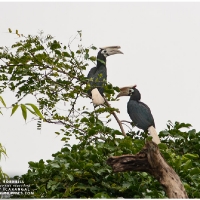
[
  {"left": 121, "top": 122, "right": 132, "bottom": 131},
  {"left": 121, "top": 120, "right": 132, "bottom": 124},
  {"left": 67, "top": 93, "right": 79, "bottom": 118}
]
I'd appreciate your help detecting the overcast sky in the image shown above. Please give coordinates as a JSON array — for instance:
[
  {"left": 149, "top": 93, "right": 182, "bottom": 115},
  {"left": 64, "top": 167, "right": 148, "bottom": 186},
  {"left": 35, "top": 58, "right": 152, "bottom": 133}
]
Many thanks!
[{"left": 1, "top": 2, "right": 200, "bottom": 176}]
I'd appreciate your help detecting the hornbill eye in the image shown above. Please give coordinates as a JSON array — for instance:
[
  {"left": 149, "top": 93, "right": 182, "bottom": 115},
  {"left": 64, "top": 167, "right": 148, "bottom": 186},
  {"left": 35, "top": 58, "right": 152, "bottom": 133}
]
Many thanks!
[
  {"left": 102, "top": 50, "right": 109, "bottom": 57},
  {"left": 129, "top": 89, "right": 134, "bottom": 95}
]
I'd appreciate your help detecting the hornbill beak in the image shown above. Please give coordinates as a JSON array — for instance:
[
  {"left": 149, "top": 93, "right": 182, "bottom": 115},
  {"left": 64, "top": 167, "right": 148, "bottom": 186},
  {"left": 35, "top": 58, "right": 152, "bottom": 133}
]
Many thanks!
[
  {"left": 116, "top": 85, "right": 137, "bottom": 98},
  {"left": 100, "top": 46, "right": 123, "bottom": 55}
]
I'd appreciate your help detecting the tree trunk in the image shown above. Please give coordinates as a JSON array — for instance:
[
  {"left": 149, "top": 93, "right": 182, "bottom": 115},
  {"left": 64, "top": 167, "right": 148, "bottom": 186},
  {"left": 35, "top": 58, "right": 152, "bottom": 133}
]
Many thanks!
[{"left": 107, "top": 141, "right": 188, "bottom": 198}]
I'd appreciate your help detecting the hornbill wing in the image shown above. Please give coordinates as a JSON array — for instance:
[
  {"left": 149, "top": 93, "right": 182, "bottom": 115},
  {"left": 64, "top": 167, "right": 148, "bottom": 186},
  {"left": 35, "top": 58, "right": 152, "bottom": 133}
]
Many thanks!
[
  {"left": 87, "top": 67, "right": 97, "bottom": 79},
  {"left": 127, "top": 100, "right": 155, "bottom": 131},
  {"left": 139, "top": 102, "right": 155, "bottom": 128},
  {"left": 87, "top": 66, "right": 107, "bottom": 97}
]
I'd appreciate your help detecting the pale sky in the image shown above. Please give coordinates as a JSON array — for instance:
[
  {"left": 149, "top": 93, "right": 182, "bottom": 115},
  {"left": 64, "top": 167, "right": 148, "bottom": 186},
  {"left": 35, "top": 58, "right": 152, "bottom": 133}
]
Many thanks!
[{"left": 1, "top": 2, "right": 200, "bottom": 176}]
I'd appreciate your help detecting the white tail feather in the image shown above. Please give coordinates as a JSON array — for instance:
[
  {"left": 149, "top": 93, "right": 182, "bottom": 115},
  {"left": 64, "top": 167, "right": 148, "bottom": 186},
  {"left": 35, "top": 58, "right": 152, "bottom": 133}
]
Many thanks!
[
  {"left": 148, "top": 126, "right": 161, "bottom": 144},
  {"left": 91, "top": 88, "right": 105, "bottom": 106}
]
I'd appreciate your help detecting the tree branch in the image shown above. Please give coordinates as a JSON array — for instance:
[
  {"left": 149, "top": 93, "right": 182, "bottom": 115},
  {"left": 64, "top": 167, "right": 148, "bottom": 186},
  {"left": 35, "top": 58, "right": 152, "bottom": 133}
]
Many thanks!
[
  {"left": 104, "top": 98, "right": 126, "bottom": 137},
  {"left": 107, "top": 141, "right": 188, "bottom": 198}
]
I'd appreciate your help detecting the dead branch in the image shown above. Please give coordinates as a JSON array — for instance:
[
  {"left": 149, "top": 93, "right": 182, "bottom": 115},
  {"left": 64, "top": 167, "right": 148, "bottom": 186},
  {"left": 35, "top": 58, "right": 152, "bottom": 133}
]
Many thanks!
[{"left": 107, "top": 141, "right": 188, "bottom": 198}]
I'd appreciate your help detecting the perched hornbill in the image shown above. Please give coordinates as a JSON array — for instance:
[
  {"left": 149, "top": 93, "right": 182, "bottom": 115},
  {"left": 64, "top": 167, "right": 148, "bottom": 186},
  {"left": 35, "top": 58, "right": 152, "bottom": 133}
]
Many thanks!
[
  {"left": 87, "top": 46, "right": 123, "bottom": 106},
  {"left": 117, "top": 85, "right": 160, "bottom": 144}
]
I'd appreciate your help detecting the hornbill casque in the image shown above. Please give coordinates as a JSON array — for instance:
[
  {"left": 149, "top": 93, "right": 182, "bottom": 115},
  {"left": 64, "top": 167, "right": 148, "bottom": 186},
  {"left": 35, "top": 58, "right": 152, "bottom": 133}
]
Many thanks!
[
  {"left": 87, "top": 46, "right": 123, "bottom": 106},
  {"left": 117, "top": 85, "right": 161, "bottom": 144}
]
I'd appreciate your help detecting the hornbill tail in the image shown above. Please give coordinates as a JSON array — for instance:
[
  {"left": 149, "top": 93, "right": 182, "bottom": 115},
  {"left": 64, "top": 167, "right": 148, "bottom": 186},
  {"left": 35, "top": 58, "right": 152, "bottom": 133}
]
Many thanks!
[
  {"left": 91, "top": 88, "right": 105, "bottom": 106},
  {"left": 148, "top": 126, "right": 161, "bottom": 144}
]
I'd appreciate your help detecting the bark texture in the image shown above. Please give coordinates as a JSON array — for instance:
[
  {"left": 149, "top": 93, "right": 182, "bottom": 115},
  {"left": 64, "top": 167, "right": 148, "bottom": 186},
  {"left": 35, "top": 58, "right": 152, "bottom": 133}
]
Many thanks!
[{"left": 107, "top": 141, "right": 188, "bottom": 198}]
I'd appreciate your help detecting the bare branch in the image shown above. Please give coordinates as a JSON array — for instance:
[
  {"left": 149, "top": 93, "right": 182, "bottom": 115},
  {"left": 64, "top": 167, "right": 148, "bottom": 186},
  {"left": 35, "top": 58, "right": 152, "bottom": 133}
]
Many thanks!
[
  {"left": 121, "top": 120, "right": 133, "bottom": 124},
  {"left": 107, "top": 141, "right": 188, "bottom": 199},
  {"left": 104, "top": 98, "right": 126, "bottom": 137}
]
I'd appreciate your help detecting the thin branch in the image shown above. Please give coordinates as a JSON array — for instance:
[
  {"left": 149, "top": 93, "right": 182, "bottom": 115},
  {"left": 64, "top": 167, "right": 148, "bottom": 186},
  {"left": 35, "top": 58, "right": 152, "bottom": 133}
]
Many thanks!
[
  {"left": 121, "top": 120, "right": 132, "bottom": 124},
  {"left": 44, "top": 118, "right": 87, "bottom": 135},
  {"left": 104, "top": 98, "right": 126, "bottom": 137},
  {"left": 67, "top": 93, "right": 79, "bottom": 118},
  {"left": 121, "top": 122, "right": 132, "bottom": 131},
  {"left": 45, "top": 118, "right": 66, "bottom": 125}
]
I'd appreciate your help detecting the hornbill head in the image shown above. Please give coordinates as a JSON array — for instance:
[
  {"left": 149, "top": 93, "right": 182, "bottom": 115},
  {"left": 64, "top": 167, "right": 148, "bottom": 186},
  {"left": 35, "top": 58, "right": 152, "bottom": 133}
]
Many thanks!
[
  {"left": 98, "top": 46, "right": 123, "bottom": 58},
  {"left": 116, "top": 85, "right": 138, "bottom": 98}
]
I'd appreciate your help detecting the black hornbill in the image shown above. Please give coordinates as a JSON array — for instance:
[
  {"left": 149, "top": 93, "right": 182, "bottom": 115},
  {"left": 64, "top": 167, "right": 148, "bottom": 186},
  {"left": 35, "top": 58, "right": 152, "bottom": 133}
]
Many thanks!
[
  {"left": 117, "top": 85, "right": 160, "bottom": 144},
  {"left": 87, "top": 46, "right": 123, "bottom": 106}
]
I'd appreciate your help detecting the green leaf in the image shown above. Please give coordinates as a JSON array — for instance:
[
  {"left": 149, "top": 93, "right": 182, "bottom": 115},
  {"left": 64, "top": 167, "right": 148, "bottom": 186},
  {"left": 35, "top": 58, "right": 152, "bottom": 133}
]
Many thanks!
[
  {"left": 25, "top": 103, "right": 44, "bottom": 119},
  {"left": 146, "top": 136, "right": 153, "bottom": 142},
  {"left": 89, "top": 116, "right": 95, "bottom": 123},
  {"left": 91, "top": 46, "right": 97, "bottom": 50},
  {"left": 84, "top": 53, "right": 89, "bottom": 60},
  {"left": 158, "top": 143, "right": 168, "bottom": 150},
  {"left": 189, "top": 168, "right": 200, "bottom": 175},
  {"left": 67, "top": 174, "right": 74, "bottom": 181},
  {"left": 80, "top": 117, "right": 89, "bottom": 123},
  {"left": 159, "top": 131, "right": 170, "bottom": 137},
  {"left": 61, "top": 137, "right": 67, "bottom": 141},
  {"left": 47, "top": 180, "right": 57, "bottom": 189},
  {"left": 50, "top": 163, "right": 60, "bottom": 168},
  {"left": 77, "top": 30, "right": 82, "bottom": 38},
  {"left": 97, "top": 58, "right": 105, "bottom": 65},
  {"left": 182, "top": 160, "right": 192, "bottom": 171},
  {"left": 20, "top": 104, "right": 27, "bottom": 120},
  {"left": 62, "top": 51, "right": 71, "bottom": 57},
  {"left": 88, "top": 129, "right": 96, "bottom": 136},
  {"left": 55, "top": 50, "right": 61, "bottom": 56},
  {"left": 122, "top": 182, "right": 132, "bottom": 189},
  {"left": 25, "top": 106, "right": 36, "bottom": 115},
  {"left": 94, "top": 192, "right": 110, "bottom": 198},
  {"left": 183, "top": 153, "right": 199, "bottom": 160},
  {"left": 89, "top": 56, "right": 96, "bottom": 61},
  {"left": 0, "top": 96, "right": 6, "bottom": 107},
  {"left": 8, "top": 28, "right": 12, "bottom": 33},
  {"left": 11, "top": 104, "right": 19, "bottom": 116}
]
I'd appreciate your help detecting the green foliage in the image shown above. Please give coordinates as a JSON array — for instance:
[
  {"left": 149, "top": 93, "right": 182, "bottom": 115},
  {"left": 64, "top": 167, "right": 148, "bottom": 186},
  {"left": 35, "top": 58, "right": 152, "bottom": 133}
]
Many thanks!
[
  {"left": 158, "top": 121, "right": 200, "bottom": 198},
  {"left": 16, "top": 136, "right": 162, "bottom": 198},
  {"left": 1, "top": 31, "right": 200, "bottom": 198},
  {"left": 0, "top": 143, "right": 9, "bottom": 182},
  {"left": 12, "top": 122, "right": 200, "bottom": 198},
  {"left": 11, "top": 103, "right": 44, "bottom": 121}
]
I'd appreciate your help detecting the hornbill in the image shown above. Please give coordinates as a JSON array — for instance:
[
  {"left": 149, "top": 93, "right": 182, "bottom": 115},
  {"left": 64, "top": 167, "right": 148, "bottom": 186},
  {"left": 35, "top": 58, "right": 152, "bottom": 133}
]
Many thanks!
[
  {"left": 117, "top": 85, "right": 161, "bottom": 144},
  {"left": 87, "top": 46, "right": 123, "bottom": 106}
]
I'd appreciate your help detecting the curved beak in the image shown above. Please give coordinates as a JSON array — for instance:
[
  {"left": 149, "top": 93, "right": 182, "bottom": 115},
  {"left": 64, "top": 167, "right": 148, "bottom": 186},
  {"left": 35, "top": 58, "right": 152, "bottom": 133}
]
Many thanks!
[
  {"left": 116, "top": 85, "right": 137, "bottom": 98},
  {"left": 100, "top": 46, "right": 123, "bottom": 55}
]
